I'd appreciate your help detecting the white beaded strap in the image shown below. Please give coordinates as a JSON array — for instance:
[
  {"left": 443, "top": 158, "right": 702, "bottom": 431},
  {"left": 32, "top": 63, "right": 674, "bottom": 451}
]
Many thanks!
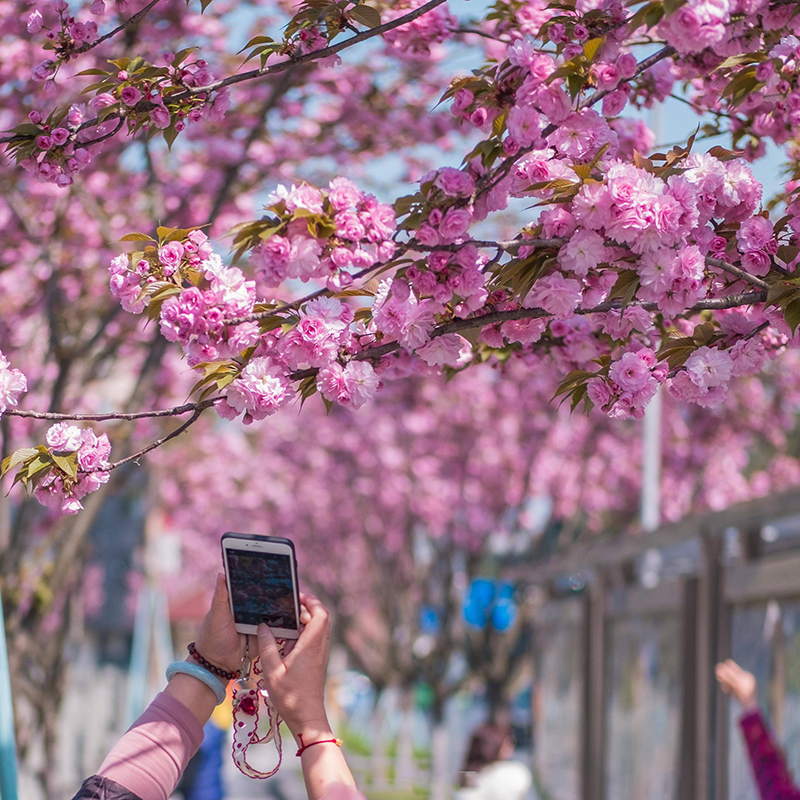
[{"left": 231, "top": 640, "right": 287, "bottom": 779}]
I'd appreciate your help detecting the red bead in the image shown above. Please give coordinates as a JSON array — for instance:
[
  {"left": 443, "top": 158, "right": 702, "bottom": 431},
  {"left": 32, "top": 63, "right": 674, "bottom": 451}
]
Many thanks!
[{"left": 238, "top": 696, "right": 257, "bottom": 715}]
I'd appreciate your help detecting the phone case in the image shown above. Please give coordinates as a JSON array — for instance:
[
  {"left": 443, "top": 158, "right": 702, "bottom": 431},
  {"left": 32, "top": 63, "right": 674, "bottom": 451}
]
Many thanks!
[{"left": 221, "top": 532, "right": 300, "bottom": 637}]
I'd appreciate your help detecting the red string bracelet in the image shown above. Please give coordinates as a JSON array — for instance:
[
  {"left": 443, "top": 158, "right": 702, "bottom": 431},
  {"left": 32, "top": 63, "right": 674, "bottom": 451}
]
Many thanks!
[{"left": 295, "top": 733, "right": 343, "bottom": 757}]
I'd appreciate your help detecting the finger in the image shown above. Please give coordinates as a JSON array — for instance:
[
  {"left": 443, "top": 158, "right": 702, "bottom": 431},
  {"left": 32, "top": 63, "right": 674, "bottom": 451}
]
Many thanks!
[
  {"left": 297, "top": 593, "right": 330, "bottom": 634},
  {"left": 210, "top": 572, "right": 231, "bottom": 615},
  {"left": 299, "top": 591, "right": 324, "bottom": 611},
  {"left": 299, "top": 604, "right": 312, "bottom": 626},
  {"left": 257, "top": 623, "right": 285, "bottom": 677},
  {"left": 282, "top": 638, "right": 298, "bottom": 656}
]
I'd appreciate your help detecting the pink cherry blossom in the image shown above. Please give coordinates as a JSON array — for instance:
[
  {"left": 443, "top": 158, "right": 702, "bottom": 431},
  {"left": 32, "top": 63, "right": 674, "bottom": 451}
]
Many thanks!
[
  {"left": 526, "top": 273, "right": 582, "bottom": 319},
  {"left": 0, "top": 352, "right": 27, "bottom": 414}
]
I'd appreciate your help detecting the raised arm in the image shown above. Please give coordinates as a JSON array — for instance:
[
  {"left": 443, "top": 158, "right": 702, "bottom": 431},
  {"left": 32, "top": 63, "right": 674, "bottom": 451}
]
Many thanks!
[
  {"left": 71, "top": 573, "right": 243, "bottom": 800},
  {"left": 257, "top": 591, "right": 360, "bottom": 800},
  {"left": 716, "top": 659, "right": 800, "bottom": 800}
]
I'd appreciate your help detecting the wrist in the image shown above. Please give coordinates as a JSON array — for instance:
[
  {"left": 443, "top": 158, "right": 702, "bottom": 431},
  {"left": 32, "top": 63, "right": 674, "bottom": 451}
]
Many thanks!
[
  {"left": 165, "top": 669, "right": 219, "bottom": 724},
  {"left": 188, "top": 641, "right": 239, "bottom": 680},
  {"left": 289, "top": 716, "right": 333, "bottom": 745}
]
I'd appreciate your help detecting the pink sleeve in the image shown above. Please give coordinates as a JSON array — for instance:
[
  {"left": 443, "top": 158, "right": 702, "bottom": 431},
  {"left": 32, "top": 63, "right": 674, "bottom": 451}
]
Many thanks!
[{"left": 97, "top": 692, "right": 205, "bottom": 800}]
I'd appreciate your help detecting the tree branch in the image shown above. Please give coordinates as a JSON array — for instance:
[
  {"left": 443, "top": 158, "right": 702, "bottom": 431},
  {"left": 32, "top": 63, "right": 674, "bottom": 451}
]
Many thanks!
[
  {"left": 5, "top": 399, "right": 215, "bottom": 422},
  {"left": 101, "top": 403, "right": 208, "bottom": 470},
  {"left": 185, "top": 0, "right": 448, "bottom": 96},
  {"left": 1, "top": 0, "right": 447, "bottom": 146},
  {"left": 707, "top": 256, "right": 770, "bottom": 290},
  {"left": 71, "top": 0, "right": 164, "bottom": 56}
]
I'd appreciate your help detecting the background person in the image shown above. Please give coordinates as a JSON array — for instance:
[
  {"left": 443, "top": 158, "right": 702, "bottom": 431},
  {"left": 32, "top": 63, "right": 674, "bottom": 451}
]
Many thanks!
[
  {"left": 454, "top": 721, "right": 532, "bottom": 800},
  {"left": 716, "top": 658, "right": 800, "bottom": 800},
  {"left": 71, "top": 575, "right": 359, "bottom": 800}
]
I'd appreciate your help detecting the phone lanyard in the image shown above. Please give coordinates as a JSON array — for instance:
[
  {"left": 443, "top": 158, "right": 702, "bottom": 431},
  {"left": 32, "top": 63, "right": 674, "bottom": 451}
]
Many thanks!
[{"left": 231, "top": 639, "right": 287, "bottom": 779}]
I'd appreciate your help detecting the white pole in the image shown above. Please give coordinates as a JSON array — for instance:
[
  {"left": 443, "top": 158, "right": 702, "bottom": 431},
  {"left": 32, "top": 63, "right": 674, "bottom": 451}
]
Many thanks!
[
  {"left": 640, "top": 388, "right": 662, "bottom": 531},
  {"left": 641, "top": 103, "right": 663, "bottom": 533}
]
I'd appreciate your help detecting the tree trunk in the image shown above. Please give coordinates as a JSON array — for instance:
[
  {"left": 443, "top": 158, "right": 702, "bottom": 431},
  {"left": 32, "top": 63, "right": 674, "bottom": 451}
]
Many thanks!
[
  {"left": 395, "top": 685, "right": 416, "bottom": 788},
  {"left": 430, "top": 701, "right": 451, "bottom": 800},
  {"left": 486, "top": 679, "right": 512, "bottom": 727}
]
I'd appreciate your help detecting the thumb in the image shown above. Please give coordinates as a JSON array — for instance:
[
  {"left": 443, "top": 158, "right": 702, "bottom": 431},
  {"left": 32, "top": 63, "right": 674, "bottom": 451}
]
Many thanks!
[{"left": 257, "top": 623, "right": 284, "bottom": 677}]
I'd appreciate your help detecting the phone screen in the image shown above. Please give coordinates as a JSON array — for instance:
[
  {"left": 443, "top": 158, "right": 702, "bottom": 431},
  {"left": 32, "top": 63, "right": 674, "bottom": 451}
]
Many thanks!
[{"left": 226, "top": 549, "right": 298, "bottom": 629}]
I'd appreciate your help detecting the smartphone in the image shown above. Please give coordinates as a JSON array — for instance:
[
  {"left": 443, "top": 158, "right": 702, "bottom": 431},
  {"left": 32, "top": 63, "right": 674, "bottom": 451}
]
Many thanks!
[{"left": 221, "top": 532, "right": 301, "bottom": 638}]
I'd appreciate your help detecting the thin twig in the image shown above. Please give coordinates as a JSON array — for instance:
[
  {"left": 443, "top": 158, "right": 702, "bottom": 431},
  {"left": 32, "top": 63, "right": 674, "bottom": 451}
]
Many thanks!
[
  {"left": 5, "top": 399, "right": 215, "bottom": 422},
  {"left": 72, "top": 0, "right": 164, "bottom": 56},
  {"left": 706, "top": 256, "right": 770, "bottom": 290},
  {"left": 101, "top": 404, "right": 207, "bottom": 471}
]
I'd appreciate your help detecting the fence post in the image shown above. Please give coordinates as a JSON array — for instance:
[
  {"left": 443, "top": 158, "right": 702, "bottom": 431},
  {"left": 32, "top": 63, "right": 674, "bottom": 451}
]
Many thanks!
[
  {"left": 581, "top": 569, "right": 607, "bottom": 800},
  {"left": 0, "top": 593, "right": 19, "bottom": 800},
  {"left": 697, "top": 533, "right": 723, "bottom": 800}
]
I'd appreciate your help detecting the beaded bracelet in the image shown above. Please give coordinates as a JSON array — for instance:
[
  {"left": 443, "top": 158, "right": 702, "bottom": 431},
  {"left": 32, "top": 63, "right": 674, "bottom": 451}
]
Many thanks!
[{"left": 187, "top": 641, "right": 238, "bottom": 682}]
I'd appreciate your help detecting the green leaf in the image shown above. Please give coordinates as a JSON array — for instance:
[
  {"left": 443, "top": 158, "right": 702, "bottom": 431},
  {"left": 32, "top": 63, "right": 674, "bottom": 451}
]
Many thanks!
[
  {"left": 350, "top": 4, "right": 382, "bottom": 27},
  {"left": 215, "top": 373, "right": 236, "bottom": 391},
  {"left": 25, "top": 456, "right": 54, "bottom": 480},
  {"left": 662, "top": 0, "right": 685, "bottom": 16},
  {"left": 607, "top": 269, "right": 640, "bottom": 309},
  {"left": 393, "top": 193, "right": 422, "bottom": 216},
  {"left": 52, "top": 453, "right": 78, "bottom": 480},
  {"left": 566, "top": 72, "right": 585, "bottom": 99},
  {"left": 716, "top": 53, "right": 755, "bottom": 71},
  {"left": 163, "top": 125, "right": 180, "bottom": 150},
  {"left": 172, "top": 47, "right": 197, "bottom": 66},
  {"left": 75, "top": 68, "right": 110, "bottom": 77},
  {"left": 721, "top": 67, "right": 760, "bottom": 105},
  {"left": 570, "top": 163, "right": 592, "bottom": 180},
  {"left": 582, "top": 36, "right": 604, "bottom": 61},
  {"left": 238, "top": 35, "right": 275, "bottom": 54},
  {"left": 552, "top": 369, "right": 593, "bottom": 400},
  {"left": 785, "top": 298, "right": 800, "bottom": 334},
  {"left": 491, "top": 109, "right": 507, "bottom": 138},
  {"left": 706, "top": 145, "right": 745, "bottom": 161},
  {"left": 120, "top": 232, "right": 154, "bottom": 242},
  {"left": 1, "top": 448, "right": 39, "bottom": 476}
]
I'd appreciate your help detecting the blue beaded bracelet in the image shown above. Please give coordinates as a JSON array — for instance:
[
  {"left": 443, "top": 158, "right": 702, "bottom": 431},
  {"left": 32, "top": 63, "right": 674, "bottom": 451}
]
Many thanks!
[{"left": 166, "top": 661, "right": 228, "bottom": 706}]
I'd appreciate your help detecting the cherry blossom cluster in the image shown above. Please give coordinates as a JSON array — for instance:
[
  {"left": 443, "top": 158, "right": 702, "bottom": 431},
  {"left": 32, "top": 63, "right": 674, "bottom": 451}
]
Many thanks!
[
  {"left": 249, "top": 179, "right": 397, "bottom": 291},
  {"left": 28, "top": 0, "right": 100, "bottom": 74},
  {"left": 109, "top": 229, "right": 260, "bottom": 367},
  {"left": 382, "top": 0, "right": 457, "bottom": 60},
  {"left": 33, "top": 424, "right": 112, "bottom": 515},
  {"left": 10, "top": 52, "right": 230, "bottom": 185},
  {"left": 8, "top": 0, "right": 800, "bottom": 516},
  {"left": 15, "top": 105, "right": 95, "bottom": 187}
]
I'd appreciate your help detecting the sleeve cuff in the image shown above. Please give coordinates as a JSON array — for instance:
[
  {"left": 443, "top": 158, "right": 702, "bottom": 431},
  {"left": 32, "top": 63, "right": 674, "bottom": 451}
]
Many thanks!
[{"left": 146, "top": 691, "right": 205, "bottom": 750}]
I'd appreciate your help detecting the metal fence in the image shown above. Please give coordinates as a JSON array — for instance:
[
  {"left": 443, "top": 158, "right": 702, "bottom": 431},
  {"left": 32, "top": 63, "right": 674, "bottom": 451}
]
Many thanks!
[{"left": 524, "top": 490, "right": 800, "bottom": 800}]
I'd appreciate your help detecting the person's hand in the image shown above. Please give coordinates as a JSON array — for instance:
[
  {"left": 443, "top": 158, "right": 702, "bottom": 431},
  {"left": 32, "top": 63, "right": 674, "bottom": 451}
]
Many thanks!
[
  {"left": 715, "top": 659, "right": 757, "bottom": 708},
  {"left": 193, "top": 572, "right": 245, "bottom": 675},
  {"left": 257, "top": 591, "right": 331, "bottom": 740}
]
